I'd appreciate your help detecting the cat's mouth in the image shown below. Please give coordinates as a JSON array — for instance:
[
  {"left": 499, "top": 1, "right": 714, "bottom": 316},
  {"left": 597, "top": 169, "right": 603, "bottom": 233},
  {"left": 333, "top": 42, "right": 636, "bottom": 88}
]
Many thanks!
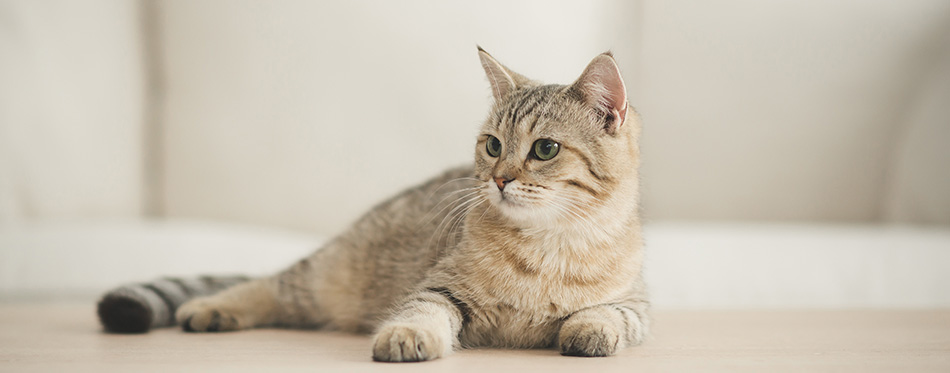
[
  {"left": 498, "top": 193, "right": 526, "bottom": 207},
  {"left": 482, "top": 180, "right": 549, "bottom": 220},
  {"left": 494, "top": 188, "right": 541, "bottom": 210},
  {"left": 494, "top": 197, "right": 533, "bottom": 221}
]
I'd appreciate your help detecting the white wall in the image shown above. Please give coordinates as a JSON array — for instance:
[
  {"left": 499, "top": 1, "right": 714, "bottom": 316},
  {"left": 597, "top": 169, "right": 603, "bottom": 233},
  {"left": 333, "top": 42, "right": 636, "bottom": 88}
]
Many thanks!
[
  {"left": 155, "top": 1, "right": 950, "bottom": 235},
  {"left": 1, "top": 1, "right": 948, "bottom": 308},
  {"left": 157, "top": 0, "right": 639, "bottom": 234},
  {"left": 884, "top": 36, "right": 950, "bottom": 225},
  {"left": 0, "top": 0, "right": 146, "bottom": 224},
  {"left": 637, "top": 0, "right": 950, "bottom": 223},
  {"left": 2, "top": 1, "right": 947, "bottom": 232}
]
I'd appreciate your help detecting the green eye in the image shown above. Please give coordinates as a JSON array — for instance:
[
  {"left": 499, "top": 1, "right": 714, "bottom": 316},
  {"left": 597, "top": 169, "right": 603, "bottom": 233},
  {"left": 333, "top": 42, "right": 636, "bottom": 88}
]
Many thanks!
[
  {"left": 532, "top": 139, "right": 560, "bottom": 161},
  {"left": 486, "top": 136, "right": 502, "bottom": 157}
]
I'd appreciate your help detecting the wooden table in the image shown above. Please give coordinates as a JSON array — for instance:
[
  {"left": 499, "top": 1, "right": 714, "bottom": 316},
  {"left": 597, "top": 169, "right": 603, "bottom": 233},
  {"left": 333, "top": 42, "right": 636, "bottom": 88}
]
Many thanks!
[{"left": 1, "top": 303, "right": 948, "bottom": 372}]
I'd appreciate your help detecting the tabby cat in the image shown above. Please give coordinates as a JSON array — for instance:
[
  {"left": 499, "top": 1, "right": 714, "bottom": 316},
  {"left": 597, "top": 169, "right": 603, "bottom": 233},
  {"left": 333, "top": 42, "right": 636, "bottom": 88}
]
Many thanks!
[{"left": 97, "top": 47, "right": 649, "bottom": 362}]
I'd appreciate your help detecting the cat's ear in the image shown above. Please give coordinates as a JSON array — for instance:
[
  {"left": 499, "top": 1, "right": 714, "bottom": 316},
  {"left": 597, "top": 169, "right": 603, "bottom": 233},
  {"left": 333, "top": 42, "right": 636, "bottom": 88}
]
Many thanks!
[
  {"left": 571, "top": 52, "right": 628, "bottom": 134},
  {"left": 478, "top": 46, "right": 531, "bottom": 102}
]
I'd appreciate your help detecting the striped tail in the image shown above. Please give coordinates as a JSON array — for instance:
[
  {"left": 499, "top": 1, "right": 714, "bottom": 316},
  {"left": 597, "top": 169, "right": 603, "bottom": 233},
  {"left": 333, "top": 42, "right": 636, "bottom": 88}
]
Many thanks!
[{"left": 96, "top": 275, "right": 250, "bottom": 333}]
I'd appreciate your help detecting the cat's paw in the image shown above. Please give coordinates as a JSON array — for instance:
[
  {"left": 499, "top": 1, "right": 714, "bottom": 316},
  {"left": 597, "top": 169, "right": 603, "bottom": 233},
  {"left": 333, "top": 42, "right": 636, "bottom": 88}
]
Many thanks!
[
  {"left": 175, "top": 298, "right": 244, "bottom": 332},
  {"left": 372, "top": 323, "right": 448, "bottom": 362},
  {"left": 558, "top": 320, "right": 622, "bottom": 357}
]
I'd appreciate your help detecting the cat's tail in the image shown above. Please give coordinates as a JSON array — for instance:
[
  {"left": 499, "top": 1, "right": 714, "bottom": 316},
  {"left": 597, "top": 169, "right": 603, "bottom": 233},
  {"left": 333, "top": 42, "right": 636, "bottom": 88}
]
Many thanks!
[{"left": 96, "top": 275, "right": 250, "bottom": 334}]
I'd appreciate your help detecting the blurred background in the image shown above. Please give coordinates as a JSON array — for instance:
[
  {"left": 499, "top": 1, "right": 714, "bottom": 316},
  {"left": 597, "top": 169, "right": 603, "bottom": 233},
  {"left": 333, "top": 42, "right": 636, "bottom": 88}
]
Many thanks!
[{"left": 1, "top": 0, "right": 948, "bottom": 308}]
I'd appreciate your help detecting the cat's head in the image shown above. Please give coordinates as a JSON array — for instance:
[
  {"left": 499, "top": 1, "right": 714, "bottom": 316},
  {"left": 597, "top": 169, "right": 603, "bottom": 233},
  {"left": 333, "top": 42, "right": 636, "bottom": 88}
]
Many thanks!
[{"left": 474, "top": 48, "right": 641, "bottom": 228}]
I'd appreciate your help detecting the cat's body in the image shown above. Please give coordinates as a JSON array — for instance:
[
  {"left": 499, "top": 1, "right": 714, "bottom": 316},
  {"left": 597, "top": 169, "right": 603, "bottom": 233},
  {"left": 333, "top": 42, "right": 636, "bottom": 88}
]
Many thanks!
[{"left": 97, "top": 48, "right": 649, "bottom": 362}]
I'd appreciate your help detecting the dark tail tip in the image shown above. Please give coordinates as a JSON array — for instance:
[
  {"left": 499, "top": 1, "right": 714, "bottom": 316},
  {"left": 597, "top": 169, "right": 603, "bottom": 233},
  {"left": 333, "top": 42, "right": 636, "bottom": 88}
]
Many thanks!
[{"left": 97, "top": 294, "right": 153, "bottom": 334}]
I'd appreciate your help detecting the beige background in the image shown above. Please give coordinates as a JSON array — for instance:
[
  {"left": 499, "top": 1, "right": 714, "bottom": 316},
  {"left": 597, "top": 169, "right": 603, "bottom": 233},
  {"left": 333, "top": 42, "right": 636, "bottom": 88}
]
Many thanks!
[
  {"left": 1, "top": 0, "right": 950, "bottom": 310},
  {"left": 1, "top": 0, "right": 948, "bottom": 234},
  {"left": 0, "top": 0, "right": 145, "bottom": 224}
]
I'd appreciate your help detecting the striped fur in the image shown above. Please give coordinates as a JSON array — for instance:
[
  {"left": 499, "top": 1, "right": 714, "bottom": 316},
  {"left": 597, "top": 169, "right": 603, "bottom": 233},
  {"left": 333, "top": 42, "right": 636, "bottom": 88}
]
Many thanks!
[
  {"left": 97, "top": 276, "right": 249, "bottom": 333},
  {"left": 97, "top": 49, "right": 648, "bottom": 362}
]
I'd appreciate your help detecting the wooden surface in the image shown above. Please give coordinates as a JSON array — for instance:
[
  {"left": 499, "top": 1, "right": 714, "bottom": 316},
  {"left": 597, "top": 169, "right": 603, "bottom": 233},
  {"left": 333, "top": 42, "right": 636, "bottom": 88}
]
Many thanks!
[{"left": 1, "top": 303, "right": 948, "bottom": 372}]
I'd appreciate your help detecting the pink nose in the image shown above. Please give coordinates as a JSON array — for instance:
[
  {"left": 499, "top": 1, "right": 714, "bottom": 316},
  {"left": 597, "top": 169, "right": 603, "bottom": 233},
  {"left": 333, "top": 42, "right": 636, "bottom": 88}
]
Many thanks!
[{"left": 494, "top": 177, "right": 513, "bottom": 191}]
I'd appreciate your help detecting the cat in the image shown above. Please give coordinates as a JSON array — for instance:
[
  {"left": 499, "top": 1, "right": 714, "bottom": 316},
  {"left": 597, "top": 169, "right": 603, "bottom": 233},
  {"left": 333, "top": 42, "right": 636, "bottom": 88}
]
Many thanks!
[{"left": 97, "top": 47, "right": 649, "bottom": 362}]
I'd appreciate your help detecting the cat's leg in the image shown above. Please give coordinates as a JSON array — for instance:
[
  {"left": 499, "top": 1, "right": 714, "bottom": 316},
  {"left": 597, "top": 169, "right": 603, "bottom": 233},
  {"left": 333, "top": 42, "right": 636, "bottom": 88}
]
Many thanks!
[
  {"left": 176, "top": 277, "right": 280, "bottom": 332},
  {"left": 558, "top": 299, "right": 649, "bottom": 357},
  {"left": 372, "top": 287, "right": 467, "bottom": 362}
]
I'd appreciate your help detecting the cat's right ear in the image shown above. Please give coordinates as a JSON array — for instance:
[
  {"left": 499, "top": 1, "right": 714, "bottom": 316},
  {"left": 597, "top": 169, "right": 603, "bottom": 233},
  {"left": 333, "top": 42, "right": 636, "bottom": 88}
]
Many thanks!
[
  {"left": 478, "top": 46, "right": 529, "bottom": 102},
  {"left": 570, "top": 52, "right": 628, "bottom": 135}
]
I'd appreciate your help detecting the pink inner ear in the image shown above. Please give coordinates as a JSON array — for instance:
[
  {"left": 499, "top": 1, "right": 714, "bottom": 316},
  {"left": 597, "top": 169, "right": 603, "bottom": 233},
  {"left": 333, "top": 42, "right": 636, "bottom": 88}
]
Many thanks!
[
  {"left": 608, "top": 103, "right": 627, "bottom": 132},
  {"left": 577, "top": 55, "right": 628, "bottom": 132}
]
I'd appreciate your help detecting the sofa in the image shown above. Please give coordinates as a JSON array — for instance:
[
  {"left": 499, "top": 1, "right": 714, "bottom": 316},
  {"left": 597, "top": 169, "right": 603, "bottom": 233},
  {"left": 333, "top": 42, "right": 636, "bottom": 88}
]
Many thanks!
[{"left": 1, "top": 0, "right": 948, "bottom": 309}]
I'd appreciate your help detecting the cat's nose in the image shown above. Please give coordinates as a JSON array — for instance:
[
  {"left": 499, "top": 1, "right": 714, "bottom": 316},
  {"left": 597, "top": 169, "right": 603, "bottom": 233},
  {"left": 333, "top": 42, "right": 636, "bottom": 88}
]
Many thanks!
[{"left": 494, "top": 177, "right": 514, "bottom": 191}]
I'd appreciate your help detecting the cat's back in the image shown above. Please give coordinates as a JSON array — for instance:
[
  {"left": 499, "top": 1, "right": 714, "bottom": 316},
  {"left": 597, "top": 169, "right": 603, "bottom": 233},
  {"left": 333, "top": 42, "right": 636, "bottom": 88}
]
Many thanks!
[
  {"left": 348, "top": 165, "right": 478, "bottom": 247},
  {"left": 333, "top": 164, "right": 480, "bottom": 268}
]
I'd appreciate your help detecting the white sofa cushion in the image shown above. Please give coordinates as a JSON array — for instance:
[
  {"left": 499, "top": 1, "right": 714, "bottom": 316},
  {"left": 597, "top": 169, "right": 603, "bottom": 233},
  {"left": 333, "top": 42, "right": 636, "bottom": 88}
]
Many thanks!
[
  {"left": 644, "top": 222, "right": 950, "bottom": 308},
  {"left": 2, "top": 219, "right": 947, "bottom": 308},
  {"left": 0, "top": 219, "right": 319, "bottom": 299}
]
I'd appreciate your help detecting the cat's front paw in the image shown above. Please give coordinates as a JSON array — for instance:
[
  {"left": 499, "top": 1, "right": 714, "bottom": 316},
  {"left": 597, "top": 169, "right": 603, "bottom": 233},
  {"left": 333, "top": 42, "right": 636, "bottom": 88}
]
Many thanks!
[
  {"left": 176, "top": 298, "right": 243, "bottom": 332},
  {"left": 558, "top": 320, "right": 622, "bottom": 357},
  {"left": 372, "top": 323, "right": 448, "bottom": 362}
]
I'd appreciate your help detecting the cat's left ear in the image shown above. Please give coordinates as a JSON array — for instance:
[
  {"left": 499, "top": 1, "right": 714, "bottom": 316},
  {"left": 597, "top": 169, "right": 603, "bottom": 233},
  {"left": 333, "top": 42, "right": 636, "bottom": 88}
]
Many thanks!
[
  {"left": 478, "top": 46, "right": 532, "bottom": 103},
  {"left": 571, "top": 52, "right": 628, "bottom": 134}
]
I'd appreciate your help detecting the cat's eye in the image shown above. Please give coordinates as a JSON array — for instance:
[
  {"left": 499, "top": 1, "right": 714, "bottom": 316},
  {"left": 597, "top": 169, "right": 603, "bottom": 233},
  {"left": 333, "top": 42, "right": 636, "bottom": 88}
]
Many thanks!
[
  {"left": 532, "top": 139, "right": 560, "bottom": 161},
  {"left": 486, "top": 136, "right": 502, "bottom": 157}
]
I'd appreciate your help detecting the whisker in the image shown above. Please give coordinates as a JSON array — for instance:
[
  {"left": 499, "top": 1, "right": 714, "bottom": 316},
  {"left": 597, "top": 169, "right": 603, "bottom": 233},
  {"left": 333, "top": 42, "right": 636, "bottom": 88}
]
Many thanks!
[
  {"left": 425, "top": 177, "right": 482, "bottom": 201},
  {"left": 426, "top": 190, "right": 486, "bottom": 251},
  {"left": 415, "top": 187, "right": 481, "bottom": 230},
  {"left": 433, "top": 196, "right": 483, "bottom": 251}
]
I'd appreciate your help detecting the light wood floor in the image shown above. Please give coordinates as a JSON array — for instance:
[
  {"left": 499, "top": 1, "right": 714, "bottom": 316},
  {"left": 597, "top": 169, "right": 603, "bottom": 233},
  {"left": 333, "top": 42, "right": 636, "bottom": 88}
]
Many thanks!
[{"left": 1, "top": 303, "right": 948, "bottom": 372}]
